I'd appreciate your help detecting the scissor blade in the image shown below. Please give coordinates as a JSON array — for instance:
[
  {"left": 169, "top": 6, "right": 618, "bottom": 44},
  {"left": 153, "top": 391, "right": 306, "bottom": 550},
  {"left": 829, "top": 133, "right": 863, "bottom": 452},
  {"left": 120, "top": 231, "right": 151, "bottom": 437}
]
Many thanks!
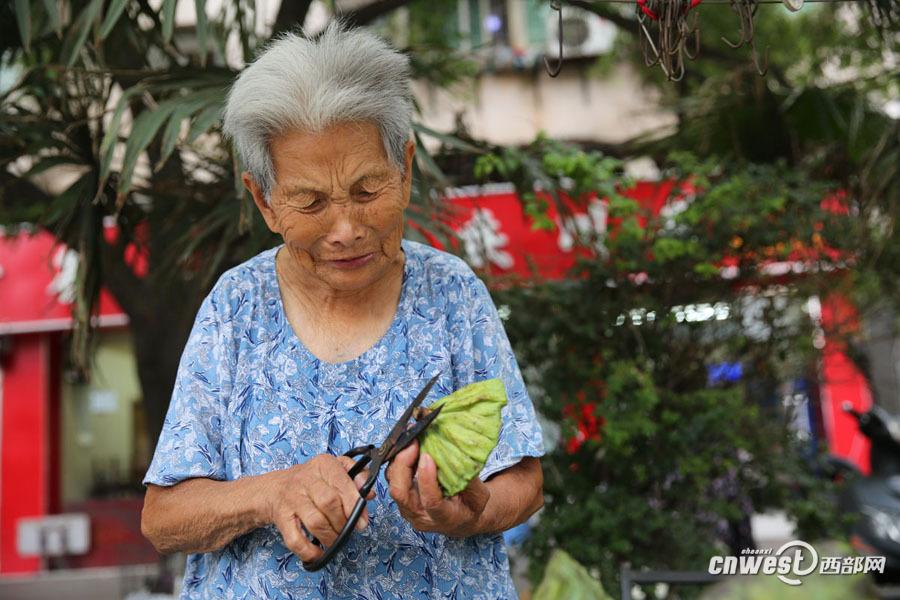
[
  {"left": 377, "top": 372, "right": 441, "bottom": 458},
  {"left": 386, "top": 404, "right": 444, "bottom": 462}
]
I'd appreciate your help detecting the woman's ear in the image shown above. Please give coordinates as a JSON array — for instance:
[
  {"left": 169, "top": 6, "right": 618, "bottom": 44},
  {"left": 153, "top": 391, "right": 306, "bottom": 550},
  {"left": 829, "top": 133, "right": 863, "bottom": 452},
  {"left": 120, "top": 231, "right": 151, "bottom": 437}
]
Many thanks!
[
  {"left": 243, "top": 172, "right": 279, "bottom": 233},
  {"left": 403, "top": 138, "right": 416, "bottom": 176},
  {"left": 400, "top": 139, "right": 416, "bottom": 208}
]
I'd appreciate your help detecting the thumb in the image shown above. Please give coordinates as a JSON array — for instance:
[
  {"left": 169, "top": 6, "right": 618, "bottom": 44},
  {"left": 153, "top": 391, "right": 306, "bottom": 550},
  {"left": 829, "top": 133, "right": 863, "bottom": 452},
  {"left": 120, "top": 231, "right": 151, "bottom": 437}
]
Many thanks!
[{"left": 417, "top": 452, "right": 447, "bottom": 513}]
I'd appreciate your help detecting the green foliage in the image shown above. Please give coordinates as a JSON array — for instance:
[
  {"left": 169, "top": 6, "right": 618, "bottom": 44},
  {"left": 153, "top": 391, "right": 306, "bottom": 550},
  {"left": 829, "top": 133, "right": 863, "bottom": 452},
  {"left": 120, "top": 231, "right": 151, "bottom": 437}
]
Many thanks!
[
  {"left": 491, "top": 147, "right": 852, "bottom": 594},
  {"left": 0, "top": 0, "right": 475, "bottom": 440},
  {"left": 475, "top": 135, "right": 630, "bottom": 232}
]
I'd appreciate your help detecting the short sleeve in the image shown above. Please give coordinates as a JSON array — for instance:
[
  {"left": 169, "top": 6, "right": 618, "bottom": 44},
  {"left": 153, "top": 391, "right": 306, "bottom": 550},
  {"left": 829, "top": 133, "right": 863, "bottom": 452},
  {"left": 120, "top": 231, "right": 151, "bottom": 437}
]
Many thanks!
[
  {"left": 143, "top": 286, "right": 233, "bottom": 486},
  {"left": 449, "top": 274, "right": 545, "bottom": 480}
]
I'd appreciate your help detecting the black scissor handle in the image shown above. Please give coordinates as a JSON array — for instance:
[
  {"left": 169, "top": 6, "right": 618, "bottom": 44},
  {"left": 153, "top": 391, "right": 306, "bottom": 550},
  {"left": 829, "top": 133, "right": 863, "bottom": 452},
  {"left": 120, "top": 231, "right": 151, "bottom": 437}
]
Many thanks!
[
  {"left": 301, "top": 447, "right": 377, "bottom": 572},
  {"left": 301, "top": 494, "right": 368, "bottom": 572}
]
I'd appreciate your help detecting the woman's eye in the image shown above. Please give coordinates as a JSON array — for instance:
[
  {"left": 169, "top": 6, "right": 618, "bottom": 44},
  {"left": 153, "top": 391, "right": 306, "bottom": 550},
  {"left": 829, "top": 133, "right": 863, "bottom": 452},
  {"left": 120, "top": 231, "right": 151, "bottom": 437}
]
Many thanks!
[
  {"left": 356, "top": 189, "right": 376, "bottom": 200},
  {"left": 299, "top": 194, "right": 325, "bottom": 211}
]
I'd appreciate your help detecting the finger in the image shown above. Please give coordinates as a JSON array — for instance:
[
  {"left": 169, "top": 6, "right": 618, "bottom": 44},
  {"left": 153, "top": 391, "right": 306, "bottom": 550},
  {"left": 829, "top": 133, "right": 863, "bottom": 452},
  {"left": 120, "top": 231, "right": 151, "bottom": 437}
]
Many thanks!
[
  {"left": 416, "top": 452, "right": 447, "bottom": 513},
  {"left": 353, "top": 470, "right": 369, "bottom": 490},
  {"left": 387, "top": 441, "right": 419, "bottom": 506},
  {"left": 297, "top": 501, "right": 340, "bottom": 548},
  {"left": 326, "top": 459, "right": 368, "bottom": 521},
  {"left": 353, "top": 471, "right": 376, "bottom": 500},
  {"left": 392, "top": 439, "right": 419, "bottom": 469},
  {"left": 358, "top": 506, "right": 370, "bottom": 532},
  {"left": 276, "top": 515, "right": 323, "bottom": 563},
  {"left": 308, "top": 486, "right": 355, "bottom": 544}
]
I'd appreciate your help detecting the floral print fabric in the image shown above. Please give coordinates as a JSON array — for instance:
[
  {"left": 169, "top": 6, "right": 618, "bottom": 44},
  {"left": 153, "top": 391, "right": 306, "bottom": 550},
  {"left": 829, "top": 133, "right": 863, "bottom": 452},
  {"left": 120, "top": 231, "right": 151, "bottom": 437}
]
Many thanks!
[{"left": 144, "top": 239, "right": 545, "bottom": 599}]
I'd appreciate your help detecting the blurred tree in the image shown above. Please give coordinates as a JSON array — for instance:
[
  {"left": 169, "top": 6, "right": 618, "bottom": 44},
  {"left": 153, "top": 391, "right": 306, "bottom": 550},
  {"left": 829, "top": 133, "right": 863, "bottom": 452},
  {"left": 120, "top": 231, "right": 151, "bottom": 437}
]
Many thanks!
[
  {"left": 1, "top": 2, "right": 895, "bottom": 593},
  {"left": 0, "top": 0, "right": 479, "bottom": 442},
  {"left": 480, "top": 141, "right": 858, "bottom": 595},
  {"left": 562, "top": 0, "right": 898, "bottom": 332}
]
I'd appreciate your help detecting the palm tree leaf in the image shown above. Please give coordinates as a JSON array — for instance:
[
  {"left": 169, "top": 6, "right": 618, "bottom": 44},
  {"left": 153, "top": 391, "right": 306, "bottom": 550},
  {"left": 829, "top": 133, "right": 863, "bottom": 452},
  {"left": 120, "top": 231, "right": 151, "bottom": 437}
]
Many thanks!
[
  {"left": 413, "top": 130, "right": 446, "bottom": 184},
  {"left": 60, "top": 0, "right": 103, "bottom": 67},
  {"left": 195, "top": 0, "right": 208, "bottom": 65},
  {"left": 157, "top": 88, "right": 223, "bottom": 169},
  {"left": 186, "top": 100, "right": 224, "bottom": 143},
  {"left": 413, "top": 122, "right": 483, "bottom": 155},
  {"left": 15, "top": 0, "right": 31, "bottom": 52},
  {"left": 161, "top": 0, "right": 177, "bottom": 44},
  {"left": 117, "top": 101, "right": 180, "bottom": 198},
  {"left": 100, "top": 0, "right": 131, "bottom": 40},
  {"left": 23, "top": 155, "right": 78, "bottom": 178},
  {"left": 41, "top": 0, "right": 61, "bottom": 35},
  {"left": 98, "top": 84, "right": 148, "bottom": 187},
  {"left": 44, "top": 169, "right": 95, "bottom": 235}
]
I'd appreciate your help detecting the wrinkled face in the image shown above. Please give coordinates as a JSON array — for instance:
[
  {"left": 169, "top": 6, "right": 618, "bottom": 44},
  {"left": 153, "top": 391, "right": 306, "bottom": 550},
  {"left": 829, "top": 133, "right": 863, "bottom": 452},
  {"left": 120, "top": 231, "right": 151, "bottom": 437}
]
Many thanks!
[{"left": 246, "top": 121, "right": 415, "bottom": 293}]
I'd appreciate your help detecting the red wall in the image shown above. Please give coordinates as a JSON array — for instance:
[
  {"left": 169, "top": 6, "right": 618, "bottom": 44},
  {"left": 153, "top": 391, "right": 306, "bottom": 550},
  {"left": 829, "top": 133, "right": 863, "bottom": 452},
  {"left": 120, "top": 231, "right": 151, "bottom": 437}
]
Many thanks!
[
  {"left": 0, "top": 334, "right": 52, "bottom": 574},
  {"left": 820, "top": 295, "right": 873, "bottom": 473}
]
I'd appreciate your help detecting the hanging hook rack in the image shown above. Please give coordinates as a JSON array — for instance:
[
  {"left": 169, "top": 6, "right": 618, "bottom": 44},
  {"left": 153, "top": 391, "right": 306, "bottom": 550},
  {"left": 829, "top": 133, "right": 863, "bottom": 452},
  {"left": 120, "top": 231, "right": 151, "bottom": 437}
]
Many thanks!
[
  {"left": 544, "top": 0, "right": 865, "bottom": 81},
  {"left": 544, "top": 0, "right": 565, "bottom": 77}
]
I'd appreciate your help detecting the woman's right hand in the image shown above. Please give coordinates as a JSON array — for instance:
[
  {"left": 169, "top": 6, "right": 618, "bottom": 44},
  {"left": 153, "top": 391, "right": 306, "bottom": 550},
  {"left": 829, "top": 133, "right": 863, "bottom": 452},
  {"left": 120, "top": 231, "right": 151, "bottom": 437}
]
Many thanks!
[{"left": 261, "top": 455, "right": 374, "bottom": 562}]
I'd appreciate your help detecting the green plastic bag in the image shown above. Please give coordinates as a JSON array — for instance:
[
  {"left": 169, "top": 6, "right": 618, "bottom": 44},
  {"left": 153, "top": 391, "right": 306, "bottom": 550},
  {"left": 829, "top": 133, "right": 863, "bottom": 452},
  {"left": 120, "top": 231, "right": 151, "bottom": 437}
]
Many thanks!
[{"left": 532, "top": 549, "right": 614, "bottom": 600}]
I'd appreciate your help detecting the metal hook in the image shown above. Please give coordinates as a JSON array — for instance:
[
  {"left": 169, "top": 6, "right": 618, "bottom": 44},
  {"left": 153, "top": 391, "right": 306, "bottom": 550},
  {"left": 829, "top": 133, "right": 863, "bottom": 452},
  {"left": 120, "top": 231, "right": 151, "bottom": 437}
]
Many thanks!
[
  {"left": 749, "top": 41, "right": 769, "bottom": 76},
  {"left": 721, "top": 0, "right": 750, "bottom": 48},
  {"left": 544, "top": 0, "right": 564, "bottom": 77}
]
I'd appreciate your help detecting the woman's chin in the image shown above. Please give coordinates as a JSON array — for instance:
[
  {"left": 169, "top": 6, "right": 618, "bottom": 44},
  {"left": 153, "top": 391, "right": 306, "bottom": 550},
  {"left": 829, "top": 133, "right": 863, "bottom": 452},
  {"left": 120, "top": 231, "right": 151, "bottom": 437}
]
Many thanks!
[{"left": 316, "top": 260, "right": 386, "bottom": 292}]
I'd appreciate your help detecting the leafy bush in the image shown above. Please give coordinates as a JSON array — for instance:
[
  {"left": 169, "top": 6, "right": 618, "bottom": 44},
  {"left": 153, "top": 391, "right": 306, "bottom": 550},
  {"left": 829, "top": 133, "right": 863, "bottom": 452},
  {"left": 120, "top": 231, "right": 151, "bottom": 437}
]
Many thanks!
[{"left": 479, "top": 146, "right": 853, "bottom": 595}]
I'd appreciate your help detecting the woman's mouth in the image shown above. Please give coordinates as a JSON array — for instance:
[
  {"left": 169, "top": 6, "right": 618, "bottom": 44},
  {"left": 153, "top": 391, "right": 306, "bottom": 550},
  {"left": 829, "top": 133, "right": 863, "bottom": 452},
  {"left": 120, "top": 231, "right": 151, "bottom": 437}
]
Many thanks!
[{"left": 328, "top": 253, "right": 375, "bottom": 269}]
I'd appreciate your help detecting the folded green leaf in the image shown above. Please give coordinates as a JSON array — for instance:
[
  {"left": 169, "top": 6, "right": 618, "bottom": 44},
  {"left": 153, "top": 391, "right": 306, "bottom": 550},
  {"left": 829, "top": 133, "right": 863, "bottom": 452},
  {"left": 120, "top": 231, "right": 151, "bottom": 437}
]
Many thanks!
[{"left": 418, "top": 378, "right": 506, "bottom": 496}]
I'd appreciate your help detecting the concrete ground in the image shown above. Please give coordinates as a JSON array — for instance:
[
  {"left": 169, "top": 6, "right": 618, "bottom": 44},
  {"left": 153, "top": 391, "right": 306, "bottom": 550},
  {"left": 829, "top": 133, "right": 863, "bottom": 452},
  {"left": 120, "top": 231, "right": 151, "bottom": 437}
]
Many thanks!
[{"left": 0, "top": 513, "right": 830, "bottom": 600}]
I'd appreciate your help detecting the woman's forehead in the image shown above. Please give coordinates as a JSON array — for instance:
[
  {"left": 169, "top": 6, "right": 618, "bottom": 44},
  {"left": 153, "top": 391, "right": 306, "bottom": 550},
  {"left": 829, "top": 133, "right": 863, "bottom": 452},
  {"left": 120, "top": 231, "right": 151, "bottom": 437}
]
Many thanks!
[
  {"left": 270, "top": 122, "right": 397, "bottom": 188},
  {"left": 271, "top": 122, "right": 385, "bottom": 159}
]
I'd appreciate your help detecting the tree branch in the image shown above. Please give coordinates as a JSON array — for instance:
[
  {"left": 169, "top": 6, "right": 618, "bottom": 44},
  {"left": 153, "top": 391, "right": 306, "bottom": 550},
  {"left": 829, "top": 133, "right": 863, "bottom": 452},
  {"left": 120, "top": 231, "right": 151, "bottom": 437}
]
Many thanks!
[
  {"left": 340, "top": 0, "right": 414, "bottom": 28},
  {"left": 271, "top": 0, "right": 314, "bottom": 37},
  {"left": 564, "top": 0, "right": 638, "bottom": 33}
]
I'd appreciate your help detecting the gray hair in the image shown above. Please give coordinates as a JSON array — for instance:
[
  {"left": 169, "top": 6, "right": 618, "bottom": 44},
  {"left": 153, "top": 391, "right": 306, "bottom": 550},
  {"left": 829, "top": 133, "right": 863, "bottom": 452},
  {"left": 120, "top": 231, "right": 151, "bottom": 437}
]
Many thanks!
[{"left": 222, "top": 21, "right": 414, "bottom": 199}]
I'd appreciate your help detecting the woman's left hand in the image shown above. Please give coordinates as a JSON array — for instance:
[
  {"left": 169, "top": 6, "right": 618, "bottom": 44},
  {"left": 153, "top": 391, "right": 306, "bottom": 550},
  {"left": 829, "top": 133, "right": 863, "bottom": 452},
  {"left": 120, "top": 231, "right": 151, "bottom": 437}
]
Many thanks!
[{"left": 386, "top": 440, "right": 491, "bottom": 538}]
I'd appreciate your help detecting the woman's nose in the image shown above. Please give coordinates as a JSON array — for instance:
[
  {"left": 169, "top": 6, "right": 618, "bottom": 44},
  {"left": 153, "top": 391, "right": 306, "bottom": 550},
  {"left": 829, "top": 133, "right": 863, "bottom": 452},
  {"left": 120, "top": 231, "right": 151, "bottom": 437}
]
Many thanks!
[{"left": 325, "top": 203, "right": 364, "bottom": 245}]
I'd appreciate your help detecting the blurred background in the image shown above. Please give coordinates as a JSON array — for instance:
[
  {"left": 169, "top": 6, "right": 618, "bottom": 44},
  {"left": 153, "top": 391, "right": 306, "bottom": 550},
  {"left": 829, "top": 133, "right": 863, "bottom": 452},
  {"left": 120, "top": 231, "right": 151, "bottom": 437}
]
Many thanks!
[{"left": 0, "top": 0, "right": 897, "bottom": 598}]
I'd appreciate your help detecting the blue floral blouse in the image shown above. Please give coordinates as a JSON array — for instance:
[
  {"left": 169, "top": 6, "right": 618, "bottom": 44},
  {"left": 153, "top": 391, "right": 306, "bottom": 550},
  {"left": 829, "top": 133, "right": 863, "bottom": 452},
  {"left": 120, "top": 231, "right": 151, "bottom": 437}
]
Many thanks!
[{"left": 144, "top": 239, "right": 545, "bottom": 599}]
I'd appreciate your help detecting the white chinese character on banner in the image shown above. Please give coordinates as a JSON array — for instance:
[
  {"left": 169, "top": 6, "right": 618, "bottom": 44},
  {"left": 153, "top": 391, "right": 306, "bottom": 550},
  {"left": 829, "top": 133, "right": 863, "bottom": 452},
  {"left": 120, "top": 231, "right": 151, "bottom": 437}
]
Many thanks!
[
  {"left": 457, "top": 208, "right": 514, "bottom": 269},
  {"left": 47, "top": 246, "right": 79, "bottom": 305},
  {"left": 659, "top": 197, "right": 691, "bottom": 231},
  {"left": 557, "top": 199, "right": 607, "bottom": 255}
]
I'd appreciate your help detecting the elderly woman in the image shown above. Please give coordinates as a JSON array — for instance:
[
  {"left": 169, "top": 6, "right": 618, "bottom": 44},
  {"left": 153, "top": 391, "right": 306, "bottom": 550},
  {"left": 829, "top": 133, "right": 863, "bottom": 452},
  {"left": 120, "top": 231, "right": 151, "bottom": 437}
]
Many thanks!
[{"left": 141, "top": 23, "right": 544, "bottom": 599}]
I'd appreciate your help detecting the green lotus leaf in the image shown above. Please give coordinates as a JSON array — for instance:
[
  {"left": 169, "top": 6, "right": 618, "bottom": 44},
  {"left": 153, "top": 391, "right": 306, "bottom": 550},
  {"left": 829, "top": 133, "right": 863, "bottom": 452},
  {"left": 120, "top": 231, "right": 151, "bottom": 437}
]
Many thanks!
[{"left": 418, "top": 378, "right": 507, "bottom": 496}]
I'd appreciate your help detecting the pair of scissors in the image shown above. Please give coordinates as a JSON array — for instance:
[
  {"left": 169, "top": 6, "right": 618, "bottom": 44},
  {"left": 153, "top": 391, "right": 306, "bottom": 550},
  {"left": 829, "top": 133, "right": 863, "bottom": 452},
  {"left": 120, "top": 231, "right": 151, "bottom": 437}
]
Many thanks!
[{"left": 302, "top": 372, "right": 444, "bottom": 571}]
